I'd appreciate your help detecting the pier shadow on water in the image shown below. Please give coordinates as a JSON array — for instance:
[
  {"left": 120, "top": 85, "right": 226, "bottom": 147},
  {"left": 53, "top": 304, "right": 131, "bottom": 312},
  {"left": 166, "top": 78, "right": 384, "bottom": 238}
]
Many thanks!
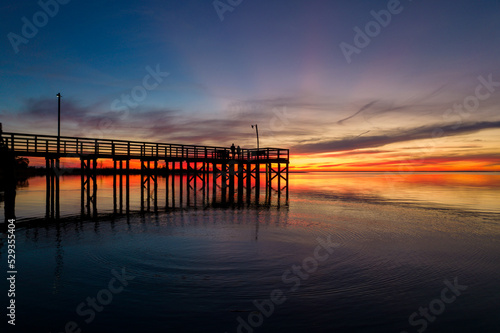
[{"left": 1, "top": 167, "right": 289, "bottom": 224}]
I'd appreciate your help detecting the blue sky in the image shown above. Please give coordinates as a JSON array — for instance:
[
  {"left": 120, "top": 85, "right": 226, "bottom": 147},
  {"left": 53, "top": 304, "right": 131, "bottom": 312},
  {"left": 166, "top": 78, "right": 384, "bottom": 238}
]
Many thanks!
[{"left": 1, "top": 0, "right": 499, "bottom": 170}]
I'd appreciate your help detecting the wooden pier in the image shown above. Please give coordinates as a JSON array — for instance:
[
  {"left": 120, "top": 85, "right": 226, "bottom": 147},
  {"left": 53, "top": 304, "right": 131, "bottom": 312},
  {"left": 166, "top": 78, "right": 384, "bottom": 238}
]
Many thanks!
[{"left": 1, "top": 130, "right": 290, "bottom": 220}]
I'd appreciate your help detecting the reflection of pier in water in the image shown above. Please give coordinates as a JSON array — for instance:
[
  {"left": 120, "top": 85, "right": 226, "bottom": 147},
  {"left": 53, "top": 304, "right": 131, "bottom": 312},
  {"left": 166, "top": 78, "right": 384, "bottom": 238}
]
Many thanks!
[{"left": 2, "top": 130, "right": 289, "bottom": 221}]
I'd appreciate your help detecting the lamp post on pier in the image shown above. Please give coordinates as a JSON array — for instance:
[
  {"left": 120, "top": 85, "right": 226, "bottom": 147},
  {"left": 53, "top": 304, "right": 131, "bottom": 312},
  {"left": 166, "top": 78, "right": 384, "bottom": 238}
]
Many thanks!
[
  {"left": 57, "top": 93, "right": 61, "bottom": 155},
  {"left": 251, "top": 124, "right": 259, "bottom": 151}
]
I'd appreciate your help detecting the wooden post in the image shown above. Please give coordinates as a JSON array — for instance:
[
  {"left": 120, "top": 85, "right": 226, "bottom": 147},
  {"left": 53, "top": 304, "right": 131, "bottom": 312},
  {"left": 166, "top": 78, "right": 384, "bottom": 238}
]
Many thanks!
[
  {"left": 147, "top": 161, "right": 151, "bottom": 212},
  {"left": 187, "top": 162, "right": 191, "bottom": 206},
  {"left": 92, "top": 159, "right": 97, "bottom": 217},
  {"left": 212, "top": 163, "right": 217, "bottom": 203},
  {"left": 126, "top": 159, "right": 130, "bottom": 213},
  {"left": 179, "top": 161, "right": 183, "bottom": 207},
  {"left": 238, "top": 162, "right": 244, "bottom": 203},
  {"left": 165, "top": 161, "right": 170, "bottom": 209},
  {"left": 228, "top": 161, "right": 235, "bottom": 203},
  {"left": 47, "top": 158, "right": 51, "bottom": 218},
  {"left": 50, "top": 159, "right": 55, "bottom": 219},
  {"left": 246, "top": 162, "right": 252, "bottom": 203},
  {"left": 140, "top": 160, "right": 145, "bottom": 213},
  {"left": 154, "top": 160, "right": 158, "bottom": 212},
  {"left": 278, "top": 163, "right": 281, "bottom": 203},
  {"left": 255, "top": 163, "right": 260, "bottom": 203},
  {"left": 119, "top": 160, "right": 123, "bottom": 213},
  {"left": 286, "top": 162, "right": 289, "bottom": 203},
  {"left": 171, "top": 161, "right": 176, "bottom": 208},
  {"left": 55, "top": 159, "right": 60, "bottom": 219},
  {"left": 113, "top": 160, "right": 117, "bottom": 213},
  {"left": 221, "top": 161, "right": 227, "bottom": 203}
]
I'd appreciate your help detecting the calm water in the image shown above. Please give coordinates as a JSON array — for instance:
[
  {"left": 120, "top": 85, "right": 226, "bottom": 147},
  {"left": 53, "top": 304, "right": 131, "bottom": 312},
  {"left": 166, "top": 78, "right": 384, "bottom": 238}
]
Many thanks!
[{"left": 1, "top": 172, "right": 500, "bottom": 332}]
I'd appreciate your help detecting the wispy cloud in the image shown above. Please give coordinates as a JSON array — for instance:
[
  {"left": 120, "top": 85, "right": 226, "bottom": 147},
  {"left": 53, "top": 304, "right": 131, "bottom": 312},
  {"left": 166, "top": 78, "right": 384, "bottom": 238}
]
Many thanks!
[
  {"left": 293, "top": 121, "right": 500, "bottom": 154},
  {"left": 337, "top": 100, "right": 377, "bottom": 125}
]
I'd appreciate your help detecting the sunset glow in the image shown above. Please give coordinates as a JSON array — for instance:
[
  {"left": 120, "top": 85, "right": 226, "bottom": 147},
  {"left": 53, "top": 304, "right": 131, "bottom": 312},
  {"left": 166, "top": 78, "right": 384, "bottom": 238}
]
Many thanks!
[{"left": 1, "top": 1, "right": 499, "bottom": 171}]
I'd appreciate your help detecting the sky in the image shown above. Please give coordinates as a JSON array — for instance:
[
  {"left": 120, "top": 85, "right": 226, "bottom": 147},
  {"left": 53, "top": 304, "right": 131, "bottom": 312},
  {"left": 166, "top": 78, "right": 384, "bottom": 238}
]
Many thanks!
[{"left": 1, "top": 0, "right": 499, "bottom": 171}]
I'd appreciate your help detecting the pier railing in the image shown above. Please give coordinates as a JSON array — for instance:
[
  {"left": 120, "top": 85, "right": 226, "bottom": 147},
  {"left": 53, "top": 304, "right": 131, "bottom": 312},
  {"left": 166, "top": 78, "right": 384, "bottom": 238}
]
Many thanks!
[{"left": 1, "top": 132, "right": 289, "bottom": 162}]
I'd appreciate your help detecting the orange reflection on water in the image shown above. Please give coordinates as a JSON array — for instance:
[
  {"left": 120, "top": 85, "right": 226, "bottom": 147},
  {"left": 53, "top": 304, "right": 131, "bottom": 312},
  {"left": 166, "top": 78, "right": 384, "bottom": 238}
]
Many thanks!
[{"left": 290, "top": 172, "right": 500, "bottom": 213}]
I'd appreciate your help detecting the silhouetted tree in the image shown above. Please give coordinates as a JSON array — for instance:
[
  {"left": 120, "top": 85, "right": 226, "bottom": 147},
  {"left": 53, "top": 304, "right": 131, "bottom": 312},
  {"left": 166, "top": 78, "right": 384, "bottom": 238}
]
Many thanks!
[{"left": 15, "top": 157, "right": 29, "bottom": 169}]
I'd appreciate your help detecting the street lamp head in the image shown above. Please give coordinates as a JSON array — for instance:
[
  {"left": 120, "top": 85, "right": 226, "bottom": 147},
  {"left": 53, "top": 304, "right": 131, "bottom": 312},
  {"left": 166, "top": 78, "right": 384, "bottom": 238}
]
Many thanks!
[{"left": 56, "top": 93, "right": 61, "bottom": 98}]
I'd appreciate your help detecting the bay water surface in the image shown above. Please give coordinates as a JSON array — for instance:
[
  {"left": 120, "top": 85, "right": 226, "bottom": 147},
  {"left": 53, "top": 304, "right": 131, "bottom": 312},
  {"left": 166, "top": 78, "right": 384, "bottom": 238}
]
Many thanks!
[{"left": 1, "top": 172, "right": 499, "bottom": 332}]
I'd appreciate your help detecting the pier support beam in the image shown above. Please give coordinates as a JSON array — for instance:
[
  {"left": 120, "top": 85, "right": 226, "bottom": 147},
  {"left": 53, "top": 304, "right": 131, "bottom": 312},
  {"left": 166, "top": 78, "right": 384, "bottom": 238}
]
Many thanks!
[
  {"left": 255, "top": 163, "right": 260, "bottom": 204},
  {"left": 237, "top": 162, "right": 244, "bottom": 203},
  {"left": 80, "top": 157, "right": 97, "bottom": 218},
  {"left": 113, "top": 159, "right": 128, "bottom": 214},
  {"left": 141, "top": 159, "right": 158, "bottom": 213},
  {"left": 44, "top": 158, "right": 61, "bottom": 220}
]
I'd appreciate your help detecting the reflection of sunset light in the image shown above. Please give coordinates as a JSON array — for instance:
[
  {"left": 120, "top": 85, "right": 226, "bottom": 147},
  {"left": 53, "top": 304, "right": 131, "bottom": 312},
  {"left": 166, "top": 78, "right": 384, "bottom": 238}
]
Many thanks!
[
  {"left": 290, "top": 172, "right": 500, "bottom": 213},
  {"left": 290, "top": 152, "right": 500, "bottom": 172}
]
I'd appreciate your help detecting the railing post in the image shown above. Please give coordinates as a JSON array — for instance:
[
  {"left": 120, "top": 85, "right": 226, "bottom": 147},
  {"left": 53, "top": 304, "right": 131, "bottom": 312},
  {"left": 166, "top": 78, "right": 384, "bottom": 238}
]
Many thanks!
[
  {"left": 35, "top": 136, "right": 38, "bottom": 153},
  {"left": 95, "top": 139, "right": 99, "bottom": 155},
  {"left": 10, "top": 134, "right": 14, "bottom": 151}
]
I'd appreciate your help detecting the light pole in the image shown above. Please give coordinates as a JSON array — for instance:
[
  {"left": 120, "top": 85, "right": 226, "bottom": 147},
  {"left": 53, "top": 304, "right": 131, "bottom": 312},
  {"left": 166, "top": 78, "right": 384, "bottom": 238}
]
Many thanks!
[
  {"left": 57, "top": 93, "right": 61, "bottom": 155},
  {"left": 251, "top": 124, "right": 259, "bottom": 151}
]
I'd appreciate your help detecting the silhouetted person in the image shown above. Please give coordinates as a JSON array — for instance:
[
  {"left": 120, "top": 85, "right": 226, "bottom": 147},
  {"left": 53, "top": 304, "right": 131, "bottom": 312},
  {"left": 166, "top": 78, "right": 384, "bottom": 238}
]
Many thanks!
[
  {"left": 230, "top": 143, "right": 235, "bottom": 159},
  {"left": 237, "top": 145, "right": 241, "bottom": 159}
]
